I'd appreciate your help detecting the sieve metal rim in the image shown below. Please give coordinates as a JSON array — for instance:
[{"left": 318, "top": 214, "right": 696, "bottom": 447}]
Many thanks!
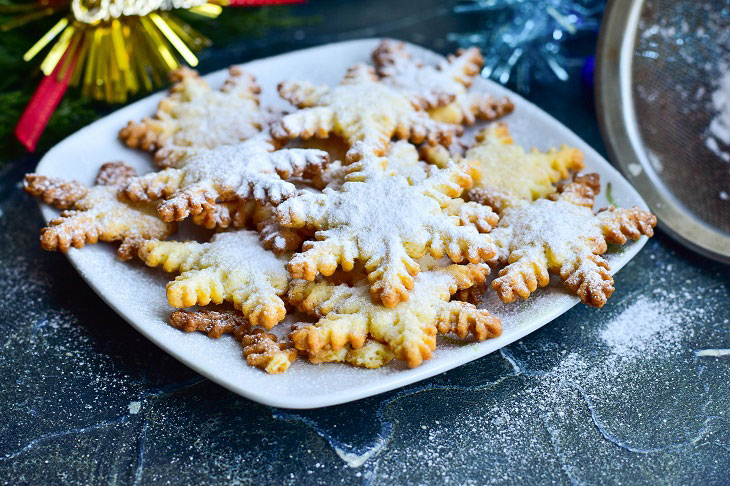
[{"left": 596, "top": 0, "right": 730, "bottom": 264}]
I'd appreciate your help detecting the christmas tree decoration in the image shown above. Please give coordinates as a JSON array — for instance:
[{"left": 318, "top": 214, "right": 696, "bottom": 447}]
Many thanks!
[
  {"left": 449, "top": 0, "right": 602, "bottom": 93},
  {"left": 4, "top": 0, "right": 304, "bottom": 151}
]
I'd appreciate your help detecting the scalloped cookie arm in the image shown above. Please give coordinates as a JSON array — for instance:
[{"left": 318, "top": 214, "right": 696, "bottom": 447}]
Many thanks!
[
  {"left": 40, "top": 211, "right": 98, "bottom": 252},
  {"left": 124, "top": 168, "right": 185, "bottom": 203},
  {"left": 377, "top": 310, "right": 437, "bottom": 368},
  {"left": 491, "top": 246, "right": 551, "bottom": 303},
  {"left": 230, "top": 279, "right": 288, "bottom": 330},
  {"left": 232, "top": 171, "right": 299, "bottom": 207},
  {"left": 597, "top": 206, "right": 657, "bottom": 244},
  {"left": 560, "top": 252, "right": 615, "bottom": 308},
  {"left": 169, "top": 308, "right": 249, "bottom": 338},
  {"left": 441, "top": 47, "right": 484, "bottom": 87},
  {"left": 157, "top": 180, "right": 218, "bottom": 223},
  {"left": 555, "top": 172, "right": 600, "bottom": 208},
  {"left": 307, "top": 340, "right": 394, "bottom": 369},
  {"left": 24, "top": 174, "right": 88, "bottom": 209},
  {"left": 443, "top": 199, "right": 499, "bottom": 233},
  {"left": 221, "top": 66, "right": 261, "bottom": 98},
  {"left": 275, "top": 190, "right": 330, "bottom": 229},
  {"left": 546, "top": 145, "right": 585, "bottom": 180},
  {"left": 396, "top": 110, "right": 461, "bottom": 147},
  {"left": 291, "top": 314, "right": 369, "bottom": 355},
  {"left": 268, "top": 148, "right": 330, "bottom": 179},
  {"left": 139, "top": 239, "right": 205, "bottom": 273},
  {"left": 278, "top": 79, "right": 330, "bottom": 108},
  {"left": 95, "top": 161, "right": 137, "bottom": 186},
  {"left": 271, "top": 107, "right": 336, "bottom": 141},
  {"left": 434, "top": 300, "right": 502, "bottom": 340},
  {"left": 167, "top": 267, "right": 228, "bottom": 308},
  {"left": 287, "top": 238, "right": 353, "bottom": 281},
  {"left": 118, "top": 117, "right": 164, "bottom": 153},
  {"left": 118, "top": 67, "right": 204, "bottom": 152},
  {"left": 469, "top": 93, "right": 515, "bottom": 122},
  {"left": 364, "top": 238, "right": 420, "bottom": 308},
  {"left": 418, "top": 163, "right": 474, "bottom": 202}
]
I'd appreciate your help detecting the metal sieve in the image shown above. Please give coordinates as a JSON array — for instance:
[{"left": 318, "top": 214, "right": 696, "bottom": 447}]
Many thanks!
[{"left": 597, "top": 0, "right": 730, "bottom": 263}]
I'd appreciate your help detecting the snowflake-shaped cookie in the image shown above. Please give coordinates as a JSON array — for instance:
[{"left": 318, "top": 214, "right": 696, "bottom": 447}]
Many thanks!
[
  {"left": 139, "top": 230, "right": 290, "bottom": 328},
  {"left": 119, "top": 66, "right": 264, "bottom": 167},
  {"left": 272, "top": 63, "right": 460, "bottom": 160},
  {"left": 289, "top": 263, "right": 501, "bottom": 368},
  {"left": 24, "top": 162, "right": 175, "bottom": 259},
  {"left": 464, "top": 123, "right": 585, "bottom": 211},
  {"left": 372, "top": 39, "right": 514, "bottom": 125},
  {"left": 489, "top": 174, "right": 657, "bottom": 308},
  {"left": 123, "top": 136, "right": 329, "bottom": 222},
  {"left": 276, "top": 151, "right": 498, "bottom": 307}
]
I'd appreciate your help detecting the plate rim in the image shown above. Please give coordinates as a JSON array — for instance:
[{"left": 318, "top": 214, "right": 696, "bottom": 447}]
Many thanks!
[{"left": 35, "top": 37, "right": 651, "bottom": 409}]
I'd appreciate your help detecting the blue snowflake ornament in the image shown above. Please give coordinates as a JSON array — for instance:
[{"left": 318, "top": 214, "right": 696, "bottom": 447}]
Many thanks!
[{"left": 449, "top": 0, "right": 603, "bottom": 93}]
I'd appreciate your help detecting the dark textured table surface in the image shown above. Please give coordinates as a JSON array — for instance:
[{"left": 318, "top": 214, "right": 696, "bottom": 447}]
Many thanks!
[{"left": 1, "top": 1, "right": 729, "bottom": 484}]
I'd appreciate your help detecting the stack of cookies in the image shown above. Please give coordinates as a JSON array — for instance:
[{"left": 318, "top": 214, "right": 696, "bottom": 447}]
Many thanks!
[{"left": 24, "top": 40, "right": 657, "bottom": 374}]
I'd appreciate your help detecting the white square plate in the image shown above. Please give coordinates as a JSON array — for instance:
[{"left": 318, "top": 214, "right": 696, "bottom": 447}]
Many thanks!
[{"left": 35, "top": 39, "right": 651, "bottom": 409}]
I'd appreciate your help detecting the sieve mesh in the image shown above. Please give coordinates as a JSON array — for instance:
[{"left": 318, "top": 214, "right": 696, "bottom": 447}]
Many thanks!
[{"left": 631, "top": 0, "right": 730, "bottom": 233}]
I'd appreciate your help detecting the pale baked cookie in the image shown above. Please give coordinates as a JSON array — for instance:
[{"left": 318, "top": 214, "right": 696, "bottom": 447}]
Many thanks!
[
  {"left": 372, "top": 39, "right": 514, "bottom": 125},
  {"left": 276, "top": 147, "right": 498, "bottom": 308},
  {"left": 489, "top": 173, "right": 657, "bottom": 308},
  {"left": 306, "top": 339, "right": 395, "bottom": 369},
  {"left": 123, "top": 136, "right": 330, "bottom": 222},
  {"left": 139, "top": 230, "right": 290, "bottom": 328},
  {"left": 24, "top": 162, "right": 175, "bottom": 259},
  {"left": 462, "top": 123, "right": 585, "bottom": 211},
  {"left": 119, "top": 67, "right": 264, "bottom": 167},
  {"left": 272, "top": 63, "right": 460, "bottom": 160},
  {"left": 289, "top": 263, "right": 501, "bottom": 368}
]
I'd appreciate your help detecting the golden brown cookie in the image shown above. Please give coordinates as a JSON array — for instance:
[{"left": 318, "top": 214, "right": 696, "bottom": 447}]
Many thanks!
[
  {"left": 272, "top": 64, "right": 461, "bottom": 161},
  {"left": 489, "top": 174, "right": 657, "bottom": 307},
  {"left": 139, "top": 230, "right": 290, "bottom": 328},
  {"left": 24, "top": 162, "right": 175, "bottom": 259},
  {"left": 276, "top": 146, "right": 497, "bottom": 308},
  {"left": 119, "top": 66, "right": 264, "bottom": 167},
  {"left": 289, "top": 263, "right": 501, "bottom": 368}
]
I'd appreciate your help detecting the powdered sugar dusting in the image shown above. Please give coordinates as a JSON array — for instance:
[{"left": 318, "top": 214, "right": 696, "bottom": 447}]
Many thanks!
[
  {"left": 706, "top": 68, "right": 730, "bottom": 163},
  {"left": 493, "top": 199, "right": 600, "bottom": 263},
  {"left": 277, "top": 163, "right": 493, "bottom": 305},
  {"left": 145, "top": 67, "right": 263, "bottom": 164},
  {"left": 146, "top": 136, "right": 329, "bottom": 207},
  {"left": 374, "top": 39, "right": 468, "bottom": 109},
  {"left": 600, "top": 294, "right": 689, "bottom": 359},
  {"left": 201, "top": 231, "right": 289, "bottom": 281}
]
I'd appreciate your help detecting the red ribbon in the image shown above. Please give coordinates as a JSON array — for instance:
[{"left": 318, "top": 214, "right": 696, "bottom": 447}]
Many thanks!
[{"left": 15, "top": 50, "right": 78, "bottom": 152}]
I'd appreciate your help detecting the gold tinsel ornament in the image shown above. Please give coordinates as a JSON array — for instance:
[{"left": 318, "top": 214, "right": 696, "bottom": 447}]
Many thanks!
[{"left": 10, "top": 0, "right": 300, "bottom": 150}]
